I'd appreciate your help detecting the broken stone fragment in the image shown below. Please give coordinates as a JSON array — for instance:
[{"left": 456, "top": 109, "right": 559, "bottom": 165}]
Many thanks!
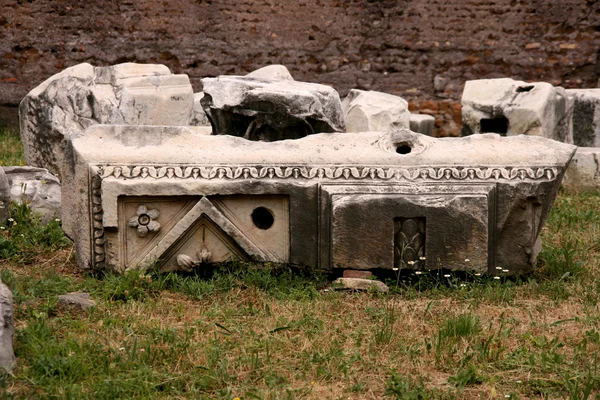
[
  {"left": 409, "top": 113, "right": 435, "bottom": 136},
  {"left": 0, "top": 278, "right": 15, "bottom": 373},
  {"left": 19, "top": 62, "right": 194, "bottom": 177},
  {"left": 190, "top": 92, "right": 211, "bottom": 126},
  {"left": 3, "top": 166, "right": 61, "bottom": 223},
  {"left": 562, "top": 147, "right": 600, "bottom": 192},
  {"left": 342, "top": 89, "right": 410, "bottom": 132},
  {"left": 566, "top": 89, "right": 600, "bottom": 147},
  {"left": 461, "top": 78, "right": 573, "bottom": 143},
  {"left": 0, "top": 168, "right": 9, "bottom": 224},
  {"left": 246, "top": 64, "right": 294, "bottom": 81},
  {"left": 201, "top": 75, "right": 345, "bottom": 141},
  {"left": 58, "top": 292, "right": 96, "bottom": 311},
  {"left": 332, "top": 277, "right": 389, "bottom": 293}
]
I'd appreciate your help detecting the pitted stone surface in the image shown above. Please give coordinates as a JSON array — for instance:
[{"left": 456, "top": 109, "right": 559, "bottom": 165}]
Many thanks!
[
  {"left": 201, "top": 75, "right": 345, "bottom": 141},
  {"left": 566, "top": 89, "right": 600, "bottom": 147},
  {"left": 342, "top": 89, "right": 410, "bottom": 132},
  {"left": 19, "top": 62, "right": 194, "bottom": 177},
  {"left": 461, "top": 78, "right": 573, "bottom": 143},
  {"left": 62, "top": 126, "right": 574, "bottom": 275},
  {"left": 4, "top": 166, "right": 61, "bottom": 223}
]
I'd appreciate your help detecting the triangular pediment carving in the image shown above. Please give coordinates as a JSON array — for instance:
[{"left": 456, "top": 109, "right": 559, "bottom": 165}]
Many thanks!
[{"left": 135, "top": 197, "right": 268, "bottom": 270}]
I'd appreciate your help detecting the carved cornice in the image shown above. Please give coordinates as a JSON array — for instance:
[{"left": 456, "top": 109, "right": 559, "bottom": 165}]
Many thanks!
[
  {"left": 88, "top": 163, "right": 562, "bottom": 269},
  {"left": 94, "top": 164, "right": 561, "bottom": 182}
]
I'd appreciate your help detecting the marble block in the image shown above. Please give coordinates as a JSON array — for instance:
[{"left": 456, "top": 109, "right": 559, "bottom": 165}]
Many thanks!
[
  {"left": 461, "top": 78, "right": 572, "bottom": 143},
  {"left": 62, "top": 126, "right": 575, "bottom": 275}
]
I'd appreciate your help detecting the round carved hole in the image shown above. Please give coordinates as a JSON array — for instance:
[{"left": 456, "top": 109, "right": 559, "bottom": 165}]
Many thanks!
[
  {"left": 251, "top": 207, "right": 274, "bottom": 230},
  {"left": 138, "top": 214, "right": 150, "bottom": 226},
  {"left": 396, "top": 143, "right": 412, "bottom": 154}
]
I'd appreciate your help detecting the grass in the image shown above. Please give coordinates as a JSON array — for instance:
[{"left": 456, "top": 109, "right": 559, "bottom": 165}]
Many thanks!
[
  {"left": 1, "top": 129, "right": 600, "bottom": 398},
  {"left": 0, "top": 126, "right": 24, "bottom": 166}
]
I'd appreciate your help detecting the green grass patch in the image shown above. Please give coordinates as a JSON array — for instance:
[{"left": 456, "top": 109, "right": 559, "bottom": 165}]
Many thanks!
[{"left": 1, "top": 132, "right": 600, "bottom": 398}]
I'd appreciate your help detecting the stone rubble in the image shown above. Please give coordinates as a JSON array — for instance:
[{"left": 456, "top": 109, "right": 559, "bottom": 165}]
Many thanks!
[
  {"left": 409, "top": 113, "right": 435, "bottom": 136},
  {"left": 58, "top": 292, "right": 96, "bottom": 311},
  {"left": 566, "top": 89, "right": 600, "bottom": 147},
  {"left": 246, "top": 64, "right": 294, "bottom": 81},
  {"left": 342, "top": 89, "right": 410, "bottom": 132},
  {"left": 461, "top": 78, "right": 572, "bottom": 143},
  {"left": 3, "top": 166, "right": 61, "bottom": 223},
  {"left": 562, "top": 148, "right": 600, "bottom": 192},
  {"left": 201, "top": 75, "right": 345, "bottom": 141},
  {"left": 19, "top": 62, "right": 194, "bottom": 177},
  {"left": 332, "top": 277, "right": 389, "bottom": 293}
]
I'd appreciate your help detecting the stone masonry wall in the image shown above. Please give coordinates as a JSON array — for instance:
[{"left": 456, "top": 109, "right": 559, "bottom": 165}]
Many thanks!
[{"left": 1, "top": 0, "right": 598, "bottom": 136}]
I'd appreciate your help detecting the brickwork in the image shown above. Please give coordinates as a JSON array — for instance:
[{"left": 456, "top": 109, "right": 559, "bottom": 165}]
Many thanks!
[{"left": 1, "top": 0, "right": 598, "bottom": 135}]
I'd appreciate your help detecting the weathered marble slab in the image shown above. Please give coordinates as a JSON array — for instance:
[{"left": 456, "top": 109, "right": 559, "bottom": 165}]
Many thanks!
[
  {"left": 461, "top": 78, "right": 572, "bottom": 143},
  {"left": 19, "top": 63, "right": 193, "bottom": 177},
  {"left": 62, "top": 126, "right": 575, "bottom": 275}
]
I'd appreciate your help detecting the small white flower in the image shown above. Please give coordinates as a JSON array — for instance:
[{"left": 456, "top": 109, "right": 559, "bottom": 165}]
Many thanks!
[
  {"left": 474, "top": 273, "right": 481, "bottom": 276},
  {"left": 407, "top": 260, "right": 415, "bottom": 265},
  {"left": 505, "top": 396, "right": 511, "bottom": 399},
  {"left": 20, "top": 234, "right": 24, "bottom": 237},
  {"left": 118, "top": 347, "right": 125, "bottom": 351},
  {"left": 460, "top": 283, "right": 467, "bottom": 287},
  {"left": 392, "top": 267, "right": 399, "bottom": 271},
  {"left": 419, "top": 256, "right": 426, "bottom": 261},
  {"left": 415, "top": 271, "right": 423, "bottom": 275},
  {"left": 444, "top": 274, "right": 451, "bottom": 278},
  {"left": 0, "top": 226, "right": 4, "bottom": 230},
  {"left": 494, "top": 276, "right": 501, "bottom": 280},
  {"left": 516, "top": 380, "right": 522, "bottom": 384},
  {"left": 7, "top": 218, "right": 13, "bottom": 222},
  {"left": 496, "top": 267, "right": 503, "bottom": 270},
  {"left": 464, "top": 258, "right": 470, "bottom": 262},
  {"left": 502, "top": 269, "right": 509, "bottom": 273},
  {"left": 55, "top": 218, "right": 61, "bottom": 222}
]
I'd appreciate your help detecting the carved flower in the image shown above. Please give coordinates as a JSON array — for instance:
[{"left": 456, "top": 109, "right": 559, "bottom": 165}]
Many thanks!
[{"left": 128, "top": 205, "right": 160, "bottom": 237}]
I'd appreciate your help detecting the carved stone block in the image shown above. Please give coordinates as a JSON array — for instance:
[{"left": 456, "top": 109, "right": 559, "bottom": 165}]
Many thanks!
[{"left": 62, "top": 126, "right": 575, "bottom": 275}]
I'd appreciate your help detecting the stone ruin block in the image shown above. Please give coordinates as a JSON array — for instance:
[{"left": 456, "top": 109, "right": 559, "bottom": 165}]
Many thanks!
[
  {"left": 409, "top": 114, "right": 435, "bottom": 136},
  {"left": 342, "top": 89, "right": 410, "bottom": 133},
  {"left": 562, "top": 148, "right": 600, "bottom": 192},
  {"left": 201, "top": 76, "right": 345, "bottom": 141},
  {"left": 566, "top": 89, "right": 600, "bottom": 147},
  {"left": 62, "top": 126, "right": 575, "bottom": 276},
  {"left": 19, "top": 62, "right": 194, "bottom": 178},
  {"left": 461, "top": 78, "right": 572, "bottom": 143}
]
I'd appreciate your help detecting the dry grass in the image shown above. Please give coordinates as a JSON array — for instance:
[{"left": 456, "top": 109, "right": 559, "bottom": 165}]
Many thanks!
[{"left": 0, "top": 128, "right": 599, "bottom": 398}]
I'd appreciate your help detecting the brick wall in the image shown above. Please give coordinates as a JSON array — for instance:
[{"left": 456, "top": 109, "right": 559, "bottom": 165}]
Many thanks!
[{"left": 1, "top": 0, "right": 598, "bottom": 135}]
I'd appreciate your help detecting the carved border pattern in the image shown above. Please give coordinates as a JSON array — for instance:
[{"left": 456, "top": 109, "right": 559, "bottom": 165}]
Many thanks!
[
  {"left": 89, "top": 163, "right": 561, "bottom": 268},
  {"left": 96, "top": 165, "right": 561, "bottom": 182},
  {"left": 90, "top": 172, "right": 106, "bottom": 269}
]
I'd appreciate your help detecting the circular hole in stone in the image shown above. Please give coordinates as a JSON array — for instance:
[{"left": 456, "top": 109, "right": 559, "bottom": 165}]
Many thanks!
[
  {"left": 396, "top": 143, "right": 412, "bottom": 154},
  {"left": 138, "top": 214, "right": 150, "bottom": 226},
  {"left": 251, "top": 207, "right": 274, "bottom": 230}
]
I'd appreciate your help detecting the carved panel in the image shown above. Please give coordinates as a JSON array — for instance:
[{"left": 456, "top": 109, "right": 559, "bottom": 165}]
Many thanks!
[{"left": 394, "top": 217, "right": 426, "bottom": 269}]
